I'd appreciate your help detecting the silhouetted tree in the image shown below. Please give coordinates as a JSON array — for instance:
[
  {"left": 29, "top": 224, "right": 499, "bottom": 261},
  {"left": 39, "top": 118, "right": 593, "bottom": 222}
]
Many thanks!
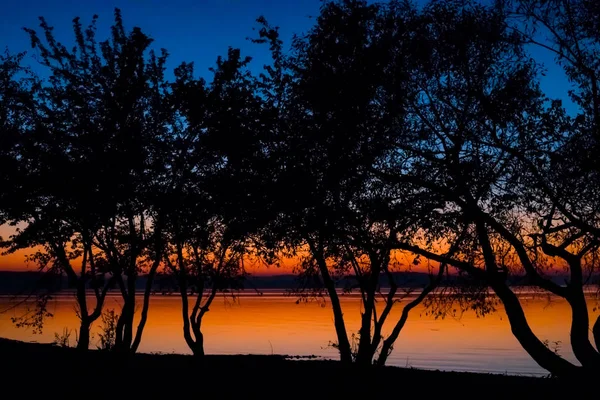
[
  {"left": 0, "top": 50, "right": 60, "bottom": 333},
  {"left": 509, "top": 0, "right": 600, "bottom": 355},
  {"left": 0, "top": 17, "right": 118, "bottom": 349},
  {"left": 0, "top": 50, "right": 33, "bottom": 218},
  {"left": 162, "top": 47, "right": 272, "bottom": 357},
  {"left": 465, "top": 0, "right": 600, "bottom": 371},
  {"left": 377, "top": 0, "right": 598, "bottom": 376},
  {"left": 255, "top": 0, "right": 450, "bottom": 365},
  {"left": 1, "top": 10, "right": 170, "bottom": 352},
  {"left": 79, "top": 11, "right": 171, "bottom": 353}
]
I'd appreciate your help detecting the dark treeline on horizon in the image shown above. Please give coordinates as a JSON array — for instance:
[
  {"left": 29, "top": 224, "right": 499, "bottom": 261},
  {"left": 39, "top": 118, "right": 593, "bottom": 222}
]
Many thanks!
[{"left": 1, "top": 0, "right": 600, "bottom": 375}]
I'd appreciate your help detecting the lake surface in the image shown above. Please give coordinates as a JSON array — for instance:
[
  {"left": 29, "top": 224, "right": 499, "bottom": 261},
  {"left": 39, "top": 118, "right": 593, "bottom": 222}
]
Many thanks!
[{"left": 0, "top": 290, "right": 595, "bottom": 376}]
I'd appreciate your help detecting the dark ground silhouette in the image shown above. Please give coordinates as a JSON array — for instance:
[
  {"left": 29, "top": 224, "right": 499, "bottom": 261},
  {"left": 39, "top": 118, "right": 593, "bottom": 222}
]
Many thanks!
[{"left": 0, "top": 338, "right": 585, "bottom": 398}]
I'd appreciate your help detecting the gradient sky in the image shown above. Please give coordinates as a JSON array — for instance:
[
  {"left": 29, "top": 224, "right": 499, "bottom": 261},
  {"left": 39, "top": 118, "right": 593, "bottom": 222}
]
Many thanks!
[{"left": 0, "top": 0, "right": 577, "bottom": 271}]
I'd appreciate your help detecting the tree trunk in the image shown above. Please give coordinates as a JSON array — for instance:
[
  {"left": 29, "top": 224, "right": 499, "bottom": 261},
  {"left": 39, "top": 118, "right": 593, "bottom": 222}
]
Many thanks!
[
  {"left": 75, "top": 278, "right": 89, "bottom": 350},
  {"left": 594, "top": 315, "right": 600, "bottom": 352},
  {"left": 191, "top": 321, "right": 205, "bottom": 357},
  {"left": 131, "top": 261, "right": 160, "bottom": 353},
  {"left": 566, "top": 289, "right": 600, "bottom": 367},
  {"left": 115, "top": 299, "right": 134, "bottom": 353},
  {"left": 77, "top": 319, "right": 91, "bottom": 350},
  {"left": 356, "top": 265, "right": 381, "bottom": 367},
  {"left": 355, "top": 293, "right": 375, "bottom": 366},
  {"left": 377, "top": 326, "right": 398, "bottom": 366},
  {"left": 315, "top": 255, "right": 353, "bottom": 363},
  {"left": 474, "top": 219, "right": 579, "bottom": 376},
  {"left": 115, "top": 309, "right": 125, "bottom": 349},
  {"left": 491, "top": 280, "right": 579, "bottom": 377},
  {"left": 179, "top": 277, "right": 204, "bottom": 357},
  {"left": 123, "top": 301, "right": 134, "bottom": 350},
  {"left": 190, "top": 340, "right": 205, "bottom": 357},
  {"left": 377, "top": 285, "right": 434, "bottom": 366},
  {"left": 123, "top": 276, "right": 136, "bottom": 349}
]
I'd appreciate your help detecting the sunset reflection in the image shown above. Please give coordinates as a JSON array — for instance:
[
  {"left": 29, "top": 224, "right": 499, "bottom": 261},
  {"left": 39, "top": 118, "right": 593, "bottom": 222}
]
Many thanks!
[{"left": 0, "top": 292, "right": 592, "bottom": 375}]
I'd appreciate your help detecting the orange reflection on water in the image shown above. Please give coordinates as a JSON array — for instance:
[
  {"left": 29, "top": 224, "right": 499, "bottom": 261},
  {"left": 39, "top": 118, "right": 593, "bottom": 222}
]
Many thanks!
[{"left": 0, "top": 292, "right": 595, "bottom": 375}]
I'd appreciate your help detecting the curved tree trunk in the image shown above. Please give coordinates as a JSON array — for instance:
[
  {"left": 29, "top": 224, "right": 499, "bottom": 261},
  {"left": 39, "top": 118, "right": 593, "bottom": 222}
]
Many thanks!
[
  {"left": 475, "top": 218, "right": 579, "bottom": 376},
  {"left": 180, "top": 295, "right": 205, "bottom": 357},
  {"left": 316, "top": 255, "right": 353, "bottom": 363},
  {"left": 491, "top": 281, "right": 580, "bottom": 377},
  {"left": 566, "top": 289, "right": 600, "bottom": 367},
  {"left": 306, "top": 234, "right": 352, "bottom": 363},
  {"left": 75, "top": 270, "right": 111, "bottom": 351},
  {"left": 179, "top": 276, "right": 205, "bottom": 357},
  {"left": 191, "top": 322, "right": 205, "bottom": 357},
  {"left": 594, "top": 315, "right": 600, "bottom": 352},
  {"left": 390, "top": 235, "right": 582, "bottom": 376},
  {"left": 376, "top": 305, "right": 410, "bottom": 367}
]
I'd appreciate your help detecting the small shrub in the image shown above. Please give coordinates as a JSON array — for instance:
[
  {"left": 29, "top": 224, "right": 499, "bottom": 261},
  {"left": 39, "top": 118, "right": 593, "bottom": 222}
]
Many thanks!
[
  {"left": 53, "top": 327, "right": 73, "bottom": 348},
  {"left": 97, "top": 309, "right": 118, "bottom": 351}
]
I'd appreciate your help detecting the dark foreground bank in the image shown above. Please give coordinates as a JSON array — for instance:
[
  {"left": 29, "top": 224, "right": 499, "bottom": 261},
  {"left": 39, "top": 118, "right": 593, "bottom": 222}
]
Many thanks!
[{"left": 0, "top": 338, "right": 587, "bottom": 398}]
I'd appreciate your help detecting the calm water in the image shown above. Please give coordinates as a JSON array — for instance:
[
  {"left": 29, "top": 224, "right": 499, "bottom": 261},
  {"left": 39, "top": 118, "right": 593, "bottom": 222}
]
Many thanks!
[{"left": 0, "top": 291, "right": 594, "bottom": 376}]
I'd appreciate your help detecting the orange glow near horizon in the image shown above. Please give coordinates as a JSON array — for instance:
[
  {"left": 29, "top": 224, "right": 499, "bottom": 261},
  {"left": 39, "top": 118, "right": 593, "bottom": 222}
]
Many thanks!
[
  {"left": 0, "top": 223, "right": 569, "bottom": 276},
  {"left": 0, "top": 221, "right": 428, "bottom": 274},
  {"left": 0, "top": 249, "right": 299, "bottom": 274},
  {"left": 0, "top": 249, "right": 434, "bottom": 275}
]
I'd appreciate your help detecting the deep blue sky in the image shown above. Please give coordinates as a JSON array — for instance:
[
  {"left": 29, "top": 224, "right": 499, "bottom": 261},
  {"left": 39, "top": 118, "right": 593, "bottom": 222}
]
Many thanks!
[
  {"left": 0, "top": 0, "right": 575, "bottom": 110},
  {"left": 0, "top": 0, "right": 325, "bottom": 80}
]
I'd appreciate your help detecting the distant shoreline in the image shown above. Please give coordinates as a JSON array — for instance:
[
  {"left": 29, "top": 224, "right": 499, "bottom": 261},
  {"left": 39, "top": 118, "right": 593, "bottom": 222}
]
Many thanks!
[
  {"left": 1, "top": 270, "right": 595, "bottom": 295},
  {"left": 1, "top": 286, "right": 598, "bottom": 298}
]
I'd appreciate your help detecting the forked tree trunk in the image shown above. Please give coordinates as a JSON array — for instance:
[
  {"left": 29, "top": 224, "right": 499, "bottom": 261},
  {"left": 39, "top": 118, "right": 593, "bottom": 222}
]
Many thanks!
[
  {"left": 181, "top": 291, "right": 207, "bottom": 357},
  {"left": 376, "top": 280, "right": 439, "bottom": 366},
  {"left": 355, "top": 300, "right": 375, "bottom": 366},
  {"left": 538, "top": 244, "right": 600, "bottom": 368},
  {"left": 77, "top": 301, "right": 110, "bottom": 351},
  {"left": 355, "top": 269, "right": 380, "bottom": 366},
  {"left": 190, "top": 323, "right": 205, "bottom": 357},
  {"left": 115, "top": 294, "right": 135, "bottom": 353},
  {"left": 179, "top": 275, "right": 205, "bottom": 358},
  {"left": 594, "top": 315, "right": 600, "bottom": 352},
  {"left": 75, "top": 276, "right": 112, "bottom": 350},
  {"left": 475, "top": 219, "right": 580, "bottom": 377}
]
